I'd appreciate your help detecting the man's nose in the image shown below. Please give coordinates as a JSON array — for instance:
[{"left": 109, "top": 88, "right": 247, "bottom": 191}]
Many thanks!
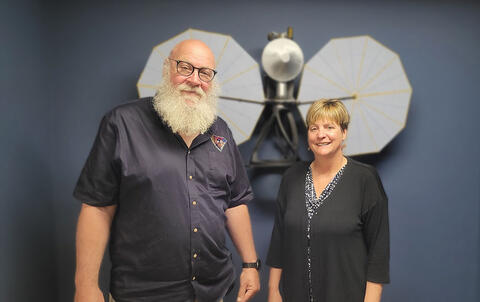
[{"left": 186, "top": 70, "right": 201, "bottom": 86}]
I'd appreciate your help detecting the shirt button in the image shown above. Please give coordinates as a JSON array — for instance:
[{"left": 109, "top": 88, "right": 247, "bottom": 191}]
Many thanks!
[
  {"left": 189, "top": 175, "right": 193, "bottom": 180},
  {"left": 192, "top": 276, "right": 196, "bottom": 280},
  {"left": 193, "top": 227, "right": 198, "bottom": 233},
  {"left": 192, "top": 201, "right": 197, "bottom": 205},
  {"left": 193, "top": 253, "right": 198, "bottom": 258},
  {"left": 188, "top": 150, "right": 191, "bottom": 154}
]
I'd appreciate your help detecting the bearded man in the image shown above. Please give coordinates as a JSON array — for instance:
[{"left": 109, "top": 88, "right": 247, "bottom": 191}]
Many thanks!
[{"left": 73, "top": 40, "right": 260, "bottom": 302}]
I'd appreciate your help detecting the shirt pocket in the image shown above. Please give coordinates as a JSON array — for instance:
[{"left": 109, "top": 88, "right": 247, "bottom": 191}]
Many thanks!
[{"left": 207, "top": 149, "right": 231, "bottom": 196}]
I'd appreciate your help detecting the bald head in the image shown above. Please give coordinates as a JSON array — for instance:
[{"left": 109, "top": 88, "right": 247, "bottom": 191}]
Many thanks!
[{"left": 169, "top": 39, "right": 216, "bottom": 69}]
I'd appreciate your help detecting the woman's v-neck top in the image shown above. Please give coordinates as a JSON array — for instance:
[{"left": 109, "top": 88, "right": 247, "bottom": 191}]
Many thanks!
[{"left": 267, "top": 159, "right": 390, "bottom": 302}]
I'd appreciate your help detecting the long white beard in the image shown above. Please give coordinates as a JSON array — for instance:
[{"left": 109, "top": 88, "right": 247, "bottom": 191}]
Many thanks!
[{"left": 153, "top": 77, "right": 219, "bottom": 136}]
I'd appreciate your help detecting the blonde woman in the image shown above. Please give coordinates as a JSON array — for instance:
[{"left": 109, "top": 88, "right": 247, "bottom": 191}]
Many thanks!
[{"left": 267, "top": 100, "right": 389, "bottom": 302}]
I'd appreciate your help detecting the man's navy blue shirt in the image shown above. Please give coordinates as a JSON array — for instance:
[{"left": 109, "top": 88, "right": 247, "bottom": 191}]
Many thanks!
[{"left": 74, "top": 98, "right": 254, "bottom": 302}]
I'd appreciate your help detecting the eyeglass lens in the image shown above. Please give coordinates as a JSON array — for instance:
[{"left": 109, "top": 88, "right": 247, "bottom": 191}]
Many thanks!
[{"left": 177, "top": 61, "right": 215, "bottom": 82}]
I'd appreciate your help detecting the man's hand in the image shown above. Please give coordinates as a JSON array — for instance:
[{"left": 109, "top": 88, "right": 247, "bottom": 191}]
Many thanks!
[
  {"left": 236, "top": 268, "right": 260, "bottom": 302},
  {"left": 74, "top": 286, "right": 105, "bottom": 302},
  {"left": 225, "top": 205, "right": 260, "bottom": 301}
]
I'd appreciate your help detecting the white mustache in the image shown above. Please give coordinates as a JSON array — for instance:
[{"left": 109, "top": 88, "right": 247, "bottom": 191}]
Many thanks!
[{"left": 177, "top": 84, "right": 206, "bottom": 98}]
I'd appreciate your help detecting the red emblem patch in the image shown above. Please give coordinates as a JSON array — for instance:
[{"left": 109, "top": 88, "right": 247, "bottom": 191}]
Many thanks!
[{"left": 211, "top": 135, "right": 227, "bottom": 152}]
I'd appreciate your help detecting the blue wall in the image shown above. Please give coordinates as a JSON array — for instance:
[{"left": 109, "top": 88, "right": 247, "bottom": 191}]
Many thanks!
[
  {"left": 1, "top": 1, "right": 57, "bottom": 301},
  {"left": 2, "top": 0, "right": 479, "bottom": 301}
]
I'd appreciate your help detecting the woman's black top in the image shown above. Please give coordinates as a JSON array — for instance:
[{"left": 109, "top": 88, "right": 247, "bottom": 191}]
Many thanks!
[{"left": 266, "top": 158, "right": 390, "bottom": 302}]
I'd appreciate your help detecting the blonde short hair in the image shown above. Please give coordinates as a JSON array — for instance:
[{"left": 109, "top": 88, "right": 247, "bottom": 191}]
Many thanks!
[{"left": 305, "top": 99, "right": 350, "bottom": 131}]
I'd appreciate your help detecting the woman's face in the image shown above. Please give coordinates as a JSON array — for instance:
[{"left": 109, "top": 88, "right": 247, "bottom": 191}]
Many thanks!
[{"left": 307, "top": 119, "right": 347, "bottom": 158}]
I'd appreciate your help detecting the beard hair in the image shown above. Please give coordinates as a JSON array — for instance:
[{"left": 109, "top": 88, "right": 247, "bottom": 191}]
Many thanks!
[{"left": 153, "top": 69, "right": 220, "bottom": 137}]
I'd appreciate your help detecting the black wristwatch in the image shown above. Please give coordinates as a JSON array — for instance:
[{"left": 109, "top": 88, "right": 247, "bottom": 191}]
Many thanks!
[{"left": 242, "top": 259, "right": 261, "bottom": 271}]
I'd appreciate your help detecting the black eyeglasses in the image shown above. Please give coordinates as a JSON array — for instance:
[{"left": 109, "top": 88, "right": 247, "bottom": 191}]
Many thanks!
[{"left": 168, "top": 58, "right": 217, "bottom": 82}]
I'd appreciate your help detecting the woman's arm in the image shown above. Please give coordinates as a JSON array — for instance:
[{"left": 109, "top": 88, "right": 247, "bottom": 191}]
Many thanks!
[
  {"left": 362, "top": 168, "right": 390, "bottom": 297},
  {"left": 268, "top": 267, "right": 283, "bottom": 302},
  {"left": 364, "top": 281, "right": 383, "bottom": 302}
]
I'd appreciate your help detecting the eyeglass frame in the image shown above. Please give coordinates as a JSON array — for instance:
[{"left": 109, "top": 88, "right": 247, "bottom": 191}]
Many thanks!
[{"left": 168, "top": 58, "right": 217, "bottom": 82}]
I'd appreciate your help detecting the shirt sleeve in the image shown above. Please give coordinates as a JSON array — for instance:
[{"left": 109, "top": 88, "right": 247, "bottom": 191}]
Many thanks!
[
  {"left": 362, "top": 167, "right": 390, "bottom": 283},
  {"left": 266, "top": 175, "right": 287, "bottom": 268},
  {"left": 73, "top": 112, "right": 121, "bottom": 206},
  {"left": 225, "top": 128, "right": 254, "bottom": 208}
]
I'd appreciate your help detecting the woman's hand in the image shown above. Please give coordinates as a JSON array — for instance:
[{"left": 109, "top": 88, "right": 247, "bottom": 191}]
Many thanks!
[
  {"left": 364, "top": 281, "right": 383, "bottom": 302},
  {"left": 268, "top": 267, "right": 283, "bottom": 302},
  {"left": 268, "top": 288, "right": 283, "bottom": 302},
  {"left": 74, "top": 285, "right": 105, "bottom": 302}
]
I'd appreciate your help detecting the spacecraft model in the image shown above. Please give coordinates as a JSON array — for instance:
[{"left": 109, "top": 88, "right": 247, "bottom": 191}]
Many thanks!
[{"left": 137, "top": 28, "right": 412, "bottom": 168}]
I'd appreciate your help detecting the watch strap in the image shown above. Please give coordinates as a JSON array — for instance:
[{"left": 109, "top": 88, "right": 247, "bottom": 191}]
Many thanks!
[{"left": 242, "top": 259, "right": 261, "bottom": 270}]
